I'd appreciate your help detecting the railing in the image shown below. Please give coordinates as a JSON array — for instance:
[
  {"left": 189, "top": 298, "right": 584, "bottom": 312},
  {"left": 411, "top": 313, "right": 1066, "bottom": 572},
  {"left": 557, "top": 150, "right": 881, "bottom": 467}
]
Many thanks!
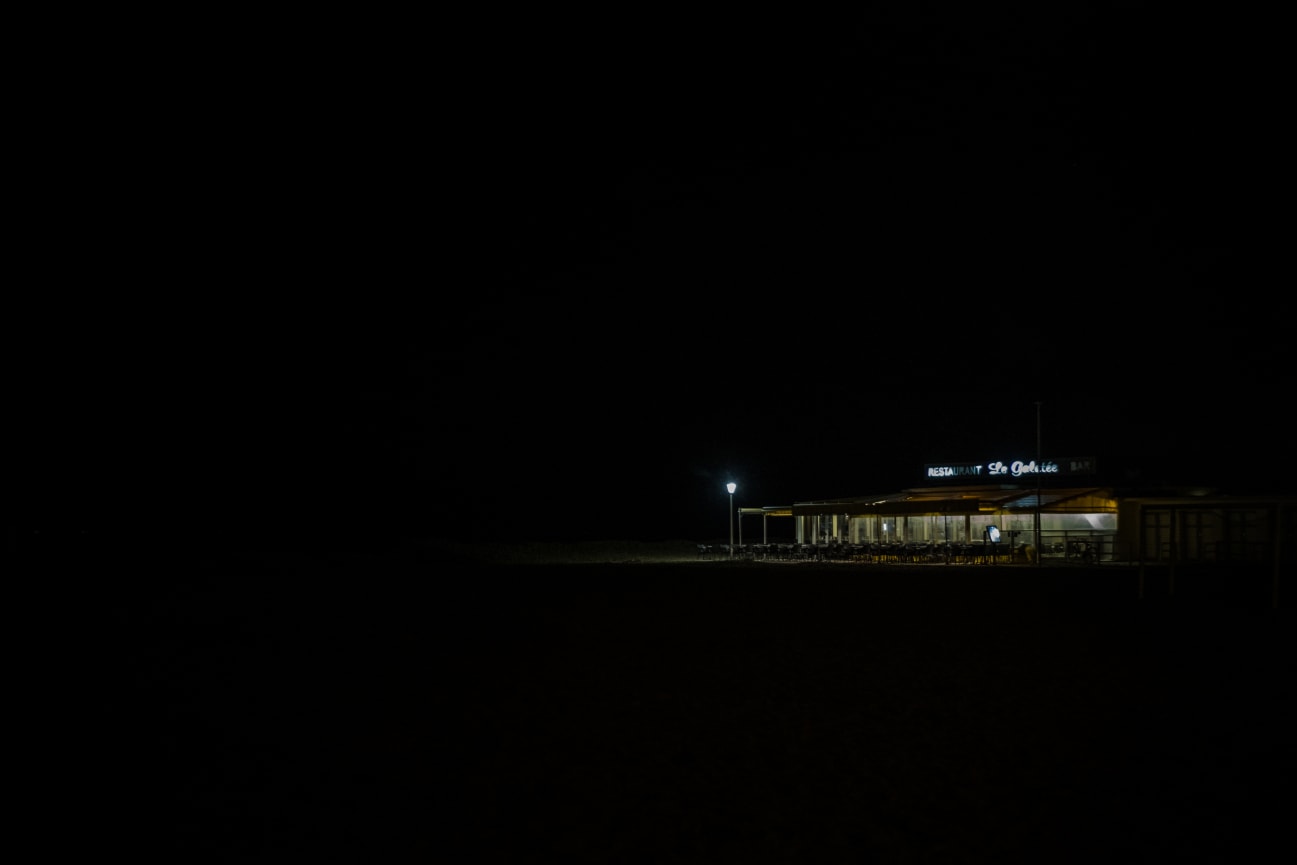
[{"left": 700, "top": 535, "right": 1135, "bottom": 565}]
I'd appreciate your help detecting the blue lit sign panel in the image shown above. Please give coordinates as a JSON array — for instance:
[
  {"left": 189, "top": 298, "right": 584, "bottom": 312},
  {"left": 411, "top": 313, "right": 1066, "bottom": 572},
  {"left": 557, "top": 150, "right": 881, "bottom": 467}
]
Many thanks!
[{"left": 924, "top": 456, "right": 1096, "bottom": 481}]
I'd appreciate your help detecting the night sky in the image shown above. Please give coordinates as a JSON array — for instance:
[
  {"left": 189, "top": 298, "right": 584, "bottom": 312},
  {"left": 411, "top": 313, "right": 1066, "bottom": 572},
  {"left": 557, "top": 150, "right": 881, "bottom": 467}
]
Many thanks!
[{"left": 16, "top": 6, "right": 1285, "bottom": 552}]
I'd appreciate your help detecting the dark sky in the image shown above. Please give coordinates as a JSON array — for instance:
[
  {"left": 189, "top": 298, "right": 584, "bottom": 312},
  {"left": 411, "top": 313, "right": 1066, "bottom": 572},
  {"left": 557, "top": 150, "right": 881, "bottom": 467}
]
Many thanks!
[
  {"left": 17, "top": 6, "right": 1284, "bottom": 550},
  {"left": 404, "top": 5, "right": 1281, "bottom": 544}
]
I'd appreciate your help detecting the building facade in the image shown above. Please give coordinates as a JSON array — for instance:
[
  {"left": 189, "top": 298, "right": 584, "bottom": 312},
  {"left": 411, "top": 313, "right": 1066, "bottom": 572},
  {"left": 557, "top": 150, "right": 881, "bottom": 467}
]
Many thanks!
[{"left": 736, "top": 455, "right": 1297, "bottom": 568}]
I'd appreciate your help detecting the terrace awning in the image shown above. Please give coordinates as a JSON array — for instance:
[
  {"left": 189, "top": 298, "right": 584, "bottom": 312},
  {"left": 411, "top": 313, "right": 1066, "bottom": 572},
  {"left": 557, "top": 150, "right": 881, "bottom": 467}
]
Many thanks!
[{"left": 790, "top": 486, "right": 1118, "bottom": 518}]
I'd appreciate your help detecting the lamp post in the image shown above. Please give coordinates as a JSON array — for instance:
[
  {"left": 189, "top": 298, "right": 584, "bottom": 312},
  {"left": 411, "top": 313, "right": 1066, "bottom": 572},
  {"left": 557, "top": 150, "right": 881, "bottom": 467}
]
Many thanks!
[{"left": 727, "top": 482, "right": 736, "bottom": 557}]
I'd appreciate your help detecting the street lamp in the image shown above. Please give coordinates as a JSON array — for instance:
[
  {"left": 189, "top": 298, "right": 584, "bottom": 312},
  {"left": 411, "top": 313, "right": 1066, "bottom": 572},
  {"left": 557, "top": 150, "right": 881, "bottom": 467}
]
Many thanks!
[{"left": 727, "top": 482, "right": 737, "bottom": 557}]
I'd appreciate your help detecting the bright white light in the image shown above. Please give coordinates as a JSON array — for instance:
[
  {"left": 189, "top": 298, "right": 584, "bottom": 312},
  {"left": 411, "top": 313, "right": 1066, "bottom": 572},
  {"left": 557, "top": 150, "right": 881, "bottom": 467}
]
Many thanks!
[{"left": 726, "top": 482, "right": 736, "bottom": 494}]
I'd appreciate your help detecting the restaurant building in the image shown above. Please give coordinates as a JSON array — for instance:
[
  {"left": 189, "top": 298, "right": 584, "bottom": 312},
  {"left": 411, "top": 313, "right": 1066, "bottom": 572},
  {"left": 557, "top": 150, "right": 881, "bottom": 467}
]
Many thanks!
[{"left": 736, "top": 455, "right": 1297, "bottom": 568}]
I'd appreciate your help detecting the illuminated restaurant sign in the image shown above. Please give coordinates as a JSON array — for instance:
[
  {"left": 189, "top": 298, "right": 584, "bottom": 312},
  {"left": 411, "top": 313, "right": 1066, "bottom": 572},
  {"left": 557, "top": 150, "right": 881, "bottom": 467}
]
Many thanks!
[{"left": 924, "top": 456, "right": 1096, "bottom": 481}]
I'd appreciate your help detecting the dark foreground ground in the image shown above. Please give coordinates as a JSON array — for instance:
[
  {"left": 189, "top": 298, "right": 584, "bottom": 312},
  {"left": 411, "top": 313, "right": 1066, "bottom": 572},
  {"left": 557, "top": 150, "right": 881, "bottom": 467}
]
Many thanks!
[{"left": 79, "top": 553, "right": 1294, "bottom": 863}]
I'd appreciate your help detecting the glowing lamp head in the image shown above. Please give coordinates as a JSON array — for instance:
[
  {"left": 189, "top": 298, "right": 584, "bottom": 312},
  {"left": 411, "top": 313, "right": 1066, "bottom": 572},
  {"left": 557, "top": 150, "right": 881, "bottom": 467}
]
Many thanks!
[{"left": 726, "top": 482, "right": 736, "bottom": 495}]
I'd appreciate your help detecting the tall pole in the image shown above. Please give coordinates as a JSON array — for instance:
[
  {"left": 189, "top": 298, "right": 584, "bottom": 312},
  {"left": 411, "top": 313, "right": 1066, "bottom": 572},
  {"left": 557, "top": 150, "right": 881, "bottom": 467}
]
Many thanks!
[
  {"left": 1035, "top": 401, "right": 1042, "bottom": 565},
  {"left": 729, "top": 492, "right": 734, "bottom": 556},
  {"left": 727, "top": 482, "right": 736, "bottom": 557}
]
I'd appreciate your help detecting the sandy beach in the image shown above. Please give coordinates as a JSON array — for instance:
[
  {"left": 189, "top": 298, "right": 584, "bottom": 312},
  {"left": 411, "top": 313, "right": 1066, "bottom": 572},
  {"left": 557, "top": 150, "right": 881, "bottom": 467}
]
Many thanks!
[{"left": 91, "top": 547, "right": 1294, "bottom": 862}]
